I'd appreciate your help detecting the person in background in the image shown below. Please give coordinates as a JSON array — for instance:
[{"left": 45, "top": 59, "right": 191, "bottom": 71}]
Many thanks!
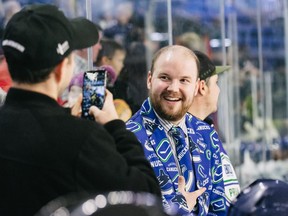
[
  {"left": 0, "top": 0, "right": 21, "bottom": 28},
  {"left": 188, "top": 50, "right": 240, "bottom": 215},
  {"left": 0, "top": 4, "right": 161, "bottom": 215},
  {"left": 126, "top": 45, "right": 209, "bottom": 215},
  {"left": 64, "top": 71, "right": 84, "bottom": 109},
  {"left": 103, "top": 1, "right": 134, "bottom": 48},
  {"left": 175, "top": 32, "right": 206, "bottom": 53},
  {"left": 113, "top": 41, "right": 149, "bottom": 114},
  {"left": 94, "top": 38, "right": 126, "bottom": 79},
  {"left": 94, "top": 39, "right": 131, "bottom": 121}
]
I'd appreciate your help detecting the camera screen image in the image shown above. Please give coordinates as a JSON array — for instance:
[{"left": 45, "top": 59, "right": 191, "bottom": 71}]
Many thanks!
[{"left": 81, "top": 69, "right": 107, "bottom": 120}]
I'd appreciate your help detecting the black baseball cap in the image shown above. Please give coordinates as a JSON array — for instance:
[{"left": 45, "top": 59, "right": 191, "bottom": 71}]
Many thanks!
[
  {"left": 194, "top": 50, "right": 230, "bottom": 80},
  {"left": 2, "top": 4, "right": 99, "bottom": 71}
]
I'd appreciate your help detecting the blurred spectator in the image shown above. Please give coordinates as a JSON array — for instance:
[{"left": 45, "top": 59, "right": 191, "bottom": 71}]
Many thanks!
[
  {"left": 17, "top": 0, "right": 53, "bottom": 5},
  {"left": 54, "top": 0, "right": 76, "bottom": 17},
  {"left": 102, "top": 64, "right": 117, "bottom": 87},
  {"left": 113, "top": 41, "right": 148, "bottom": 114},
  {"left": 98, "top": 2, "right": 117, "bottom": 30},
  {"left": 94, "top": 39, "right": 133, "bottom": 121},
  {"left": 64, "top": 71, "right": 84, "bottom": 108},
  {"left": 0, "top": 0, "right": 21, "bottom": 28},
  {"left": 103, "top": 1, "right": 133, "bottom": 46},
  {"left": 95, "top": 39, "right": 126, "bottom": 79},
  {"left": 175, "top": 32, "right": 206, "bottom": 53},
  {"left": 103, "top": 1, "right": 144, "bottom": 49}
]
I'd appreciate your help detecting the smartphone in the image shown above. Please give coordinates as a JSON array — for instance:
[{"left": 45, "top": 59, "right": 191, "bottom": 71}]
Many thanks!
[{"left": 81, "top": 68, "right": 107, "bottom": 120}]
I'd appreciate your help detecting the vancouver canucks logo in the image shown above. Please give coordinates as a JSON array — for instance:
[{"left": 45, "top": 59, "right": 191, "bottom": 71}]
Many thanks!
[
  {"left": 171, "top": 194, "right": 189, "bottom": 211},
  {"left": 198, "top": 192, "right": 209, "bottom": 214},
  {"left": 126, "top": 121, "right": 142, "bottom": 133},
  {"left": 212, "top": 164, "right": 223, "bottom": 183},
  {"left": 189, "top": 137, "right": 199, "bottom": 152},
  {"left": 144, "top": 140, "right": 154, "bottom": 151},
  {"left": 169, "top": 127, "right": 183, "bottom": 144},
  {"left": 143, "top": 117, "right": 158, "bottom": 136},
  {"left": 157, "top": 169, "right": 174, "bottom": 195},
  {"left": 158, "top": 169, "right": 170, "bottom": 187},
  {"left": 210, "top": 130, "right": 220, "bottom": 153},
  {"left": 140, "top": 98, "right": 153, "bottom": 114},
  {"left": 211, "top": 198, "right": 225, "bottom": 212}
]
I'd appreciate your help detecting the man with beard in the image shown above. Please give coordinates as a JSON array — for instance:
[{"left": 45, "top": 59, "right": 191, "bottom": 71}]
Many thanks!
[{"left": 126, "top": 45, "right": 207, "bottom": 215}]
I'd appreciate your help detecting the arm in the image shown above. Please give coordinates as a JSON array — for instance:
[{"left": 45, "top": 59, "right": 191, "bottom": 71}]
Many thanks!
[
  {"left": 75, "top": 121, "right": 161, "bottom": 196},
  {"left": 75, "top": 90, "right": 161, "bottom": 196},
  {"left": 104, "top": 119, "right": 161, "bottom": 195}
]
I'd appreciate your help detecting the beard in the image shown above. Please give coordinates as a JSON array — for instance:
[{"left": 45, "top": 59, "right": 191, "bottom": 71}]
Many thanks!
[{"left": 149, "top": 90, "right": 191, "bottom": 122}]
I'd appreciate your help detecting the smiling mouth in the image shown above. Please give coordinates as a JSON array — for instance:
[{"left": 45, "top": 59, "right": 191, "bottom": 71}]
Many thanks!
[{"left": 163, "top": 96, "right": 182, "bottom": 102}]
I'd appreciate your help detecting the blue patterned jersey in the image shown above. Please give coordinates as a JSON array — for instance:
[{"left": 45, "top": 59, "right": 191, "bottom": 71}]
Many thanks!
[{"left": 126, "top": 99, "right": 240, "bottom": 216}]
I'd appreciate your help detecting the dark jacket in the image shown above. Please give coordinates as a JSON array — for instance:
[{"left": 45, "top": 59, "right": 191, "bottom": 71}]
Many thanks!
[{"left": 0, "top": 88, "right": 161, "bottom": 215}]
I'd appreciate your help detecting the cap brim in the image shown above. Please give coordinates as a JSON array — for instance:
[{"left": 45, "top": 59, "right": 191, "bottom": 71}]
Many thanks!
[
  {"left": 215, "top": 66, "right": 231, "bottom": 74},
  {"left": 70, "top": 17, "right": 99, "bottom": 50}
]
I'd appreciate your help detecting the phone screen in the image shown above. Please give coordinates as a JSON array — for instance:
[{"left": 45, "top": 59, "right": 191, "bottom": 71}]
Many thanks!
[{"left": 81, "top": 69, "right": 107, "bottom": 120}]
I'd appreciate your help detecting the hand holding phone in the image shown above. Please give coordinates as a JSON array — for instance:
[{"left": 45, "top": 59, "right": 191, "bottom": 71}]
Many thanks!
[
  {"left": 89, "top": 89, "right": 119, "bottom": 124},
  {"left": 81, "top": 68, "right": 107, "bottom": 120}
]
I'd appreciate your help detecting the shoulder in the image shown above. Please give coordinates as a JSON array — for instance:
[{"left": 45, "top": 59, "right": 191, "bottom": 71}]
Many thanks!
[
  {"left": 186, "top": 113, "right": 212, "bottom": 131},
  {"left": 126, "top": 110, "right": 145, "bottom": 133}
]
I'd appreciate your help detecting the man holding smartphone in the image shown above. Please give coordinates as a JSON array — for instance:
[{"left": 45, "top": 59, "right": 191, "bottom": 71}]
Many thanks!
[{"left": 0, "top": 4, "right": 161, "bottom": 216}]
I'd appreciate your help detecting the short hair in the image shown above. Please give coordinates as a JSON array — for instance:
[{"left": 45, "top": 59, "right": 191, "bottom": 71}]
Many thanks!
[
  {"left": 8, "top": 54, "right": 73, "bottom": 84},
  {"left": 8, "top": 65, "right": 55, "bottom": 84},
  {"left": 150, "top": 45, "right": 200, "bottom": 77},
  {"left": 95, "top": 39, "right": 125, "bottom": 66}
]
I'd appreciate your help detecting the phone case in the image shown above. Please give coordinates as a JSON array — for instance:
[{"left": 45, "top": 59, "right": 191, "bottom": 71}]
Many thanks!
[{"left": 81, "top": 69, "right": 107, "bottom": 120}]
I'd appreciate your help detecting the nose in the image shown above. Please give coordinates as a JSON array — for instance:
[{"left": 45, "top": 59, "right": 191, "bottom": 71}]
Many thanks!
[{"left": 167, "top": 80, "right": 180, "bottom": 92}]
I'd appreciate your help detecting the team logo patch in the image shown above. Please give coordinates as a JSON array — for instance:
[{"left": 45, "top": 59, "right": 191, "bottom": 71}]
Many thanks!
[
  {"left": 126, "top": 121, "right": 142, "bottom": 133},
  {"left": 156, "top": 139, "right": 173, "bottom": 162}
]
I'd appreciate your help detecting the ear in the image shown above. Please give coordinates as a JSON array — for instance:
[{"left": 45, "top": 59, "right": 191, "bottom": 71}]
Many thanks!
[
  {"left": 102, "top": 56, "right": 110, "bottom": 65},
  {"left": 147, "top": 71, "right": 152, "bottom": 89},
  {"left": 198, "top": 80, "right": 208, "bottom": 96},
  {"left": 53, "top": 60, "right": 65, "bottom": 83},
  {"left": 53, "top": 57, "right": 69, "bottom": 85}
]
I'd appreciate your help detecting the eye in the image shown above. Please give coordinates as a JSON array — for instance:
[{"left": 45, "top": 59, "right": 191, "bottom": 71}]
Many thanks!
[
  {"left": 180, "top": 78, "right": 190, "bottom": 84},
  {"left": 159, "top": 75, "right": 169, "bottom": 81}
]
